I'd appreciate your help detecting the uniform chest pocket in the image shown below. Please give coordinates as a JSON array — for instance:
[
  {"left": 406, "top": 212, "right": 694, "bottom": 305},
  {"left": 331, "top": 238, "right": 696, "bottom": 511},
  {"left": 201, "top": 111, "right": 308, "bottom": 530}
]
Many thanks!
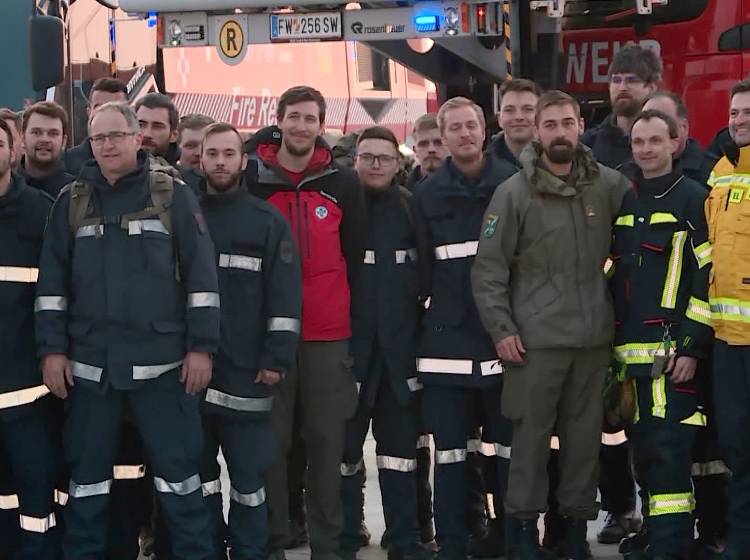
[
  {"left": 641, "top": 220, "right": 679, "bottom": 257},
  {"left": 139, "top": 225, "right": 175, "bottom": 279}
]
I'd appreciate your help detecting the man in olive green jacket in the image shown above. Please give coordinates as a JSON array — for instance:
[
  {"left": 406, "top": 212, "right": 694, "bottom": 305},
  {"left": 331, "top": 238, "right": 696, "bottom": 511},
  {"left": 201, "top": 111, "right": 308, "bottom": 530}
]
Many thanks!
[{"left": 471, "top": 91, "right": 631, "bottom": 560}]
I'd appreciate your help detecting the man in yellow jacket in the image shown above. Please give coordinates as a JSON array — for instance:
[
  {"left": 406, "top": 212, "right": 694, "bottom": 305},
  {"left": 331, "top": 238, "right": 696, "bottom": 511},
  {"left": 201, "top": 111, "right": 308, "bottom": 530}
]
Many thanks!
[{"left": 706, "top": 79, "right": 750, "bottom": 560}]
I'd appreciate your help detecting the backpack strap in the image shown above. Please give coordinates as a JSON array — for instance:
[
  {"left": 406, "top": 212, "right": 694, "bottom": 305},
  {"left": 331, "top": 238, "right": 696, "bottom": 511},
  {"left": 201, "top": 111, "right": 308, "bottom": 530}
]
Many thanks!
[
  {"left": 147, "top": 169, "right": 175, "bottom": 234},
  {"left": 67, "top": 181, "right": 96, "bottom": 234}
]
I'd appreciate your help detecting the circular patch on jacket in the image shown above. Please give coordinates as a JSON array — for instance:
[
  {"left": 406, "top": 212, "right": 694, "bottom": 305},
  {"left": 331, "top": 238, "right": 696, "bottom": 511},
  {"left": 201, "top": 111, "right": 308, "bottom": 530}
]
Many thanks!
[{"left": 315, "top": 205, "right": 328, "bottom": 219}]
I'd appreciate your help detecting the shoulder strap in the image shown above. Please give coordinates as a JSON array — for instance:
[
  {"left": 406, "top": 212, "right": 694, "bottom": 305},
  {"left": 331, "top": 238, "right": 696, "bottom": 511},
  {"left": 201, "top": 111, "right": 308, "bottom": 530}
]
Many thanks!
[
  {"left": 67, "top": 181, "right": 94, "bottom": 234},
  {"left": 147, "top": 169, "right": 175, "bottom": 234},
  {"left": 397, "top": 185, "right": 413, "bottom": 226}
]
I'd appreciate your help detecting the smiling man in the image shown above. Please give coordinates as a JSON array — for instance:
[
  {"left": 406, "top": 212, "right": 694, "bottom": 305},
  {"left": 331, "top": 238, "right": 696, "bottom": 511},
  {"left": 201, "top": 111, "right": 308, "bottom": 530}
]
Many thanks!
[{"left": 488, "top": 79, "right": 543, "bottom": 170}]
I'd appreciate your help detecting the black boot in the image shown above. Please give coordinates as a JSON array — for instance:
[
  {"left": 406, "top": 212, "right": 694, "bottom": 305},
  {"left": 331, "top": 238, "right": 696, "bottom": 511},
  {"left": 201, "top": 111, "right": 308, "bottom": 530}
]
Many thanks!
[
  {"left": 507, "top": 519, "right": 555, "bottom": 560},
  {"left": 469, "top": 516, "right": 505, "bottom": 558},
  {"left": 619, "top": 526, "right": 649, "bottom": 554},
  {"left": 541, "top": 509, "right": 565, "bottom": 556},
  {"left": 562, "top": 518, "right": 592, "bottom": 560}
]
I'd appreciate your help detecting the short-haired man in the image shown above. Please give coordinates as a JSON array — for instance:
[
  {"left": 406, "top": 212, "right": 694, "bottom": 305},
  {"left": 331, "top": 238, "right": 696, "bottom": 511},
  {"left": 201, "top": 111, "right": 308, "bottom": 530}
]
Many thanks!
[
  {"left": 705, "top": 79, "right": 750, "bottom": 559},
  {"left": 135, "top": 92, "right": 181, "bottom": 166},
  {"left": 0, "top": 108, "right": 24, "bottom": 166},
  {"left": 199, "top": 122, "right": 302, "bottom": 559},
  {"left": 245, "top": 85, "right": 367, "bottom": 560},
  {"left": 407, "top": 113, "right": 448, "bottom": 190},
  {"left": 178, "top": 113, "right": 214, "bottom": 194},
  {"left": 412, "top": 97, "right": 516, "bottom": 560},
  {"left": 488, "top": 79, "right": 543, "bottom": 169},
  {"left": 472, "top": 91, "right": 631, "bottom": 559},
  {"left": 17, "top": 101, "right": 73, "bottom": 198}
]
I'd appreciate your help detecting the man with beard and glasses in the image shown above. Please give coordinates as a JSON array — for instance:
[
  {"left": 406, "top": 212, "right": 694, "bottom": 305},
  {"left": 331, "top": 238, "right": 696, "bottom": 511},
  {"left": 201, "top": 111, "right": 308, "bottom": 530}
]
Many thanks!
[
  {"left": 244, "top": 85, "right": 367, "bottom": 560},
  {"left": 17, "top": 101, "right": 73, "bottom": 198},
  {"left": 179, "top": 114, "right": 215, "bottom": 195},
  {"left": 407, "top": 114, "right": 449, "bottom": 191},
  {"left": 135, "top": 93, "right": 181, "bottom": 166},
  {"left": 198, "top": 122, "right": 302, "bottom": 560},
  {"left": 473, "top": 90, "right": 631, "bottom": 559}
]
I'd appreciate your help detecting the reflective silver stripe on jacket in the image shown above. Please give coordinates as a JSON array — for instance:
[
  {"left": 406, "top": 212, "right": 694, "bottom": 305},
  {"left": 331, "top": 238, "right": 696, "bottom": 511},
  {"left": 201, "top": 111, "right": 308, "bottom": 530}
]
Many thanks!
[
  {"left": 363, "top": 250, "right": 376, "bottom": 264},
  {"left": 19, "top": 513, "right": 56, "bottom": 533},
  {"left": 54, "top": 490, "right": 68, "bottom": 506},
  {"left": 692, "top": 460, "right": 730, "bottom": 477},
  {"left": 0, "top": 494, "right": 19, "bottom": 510},
  {"left": 268, "top": 317, "right": 301, "bottom": 333},
  {"left": 188, "top": 292, "right": 220, "bottom": 309},
  {"left": 34, "top": 296, "right": 67, "bottom": 312},
  {"left": 0, "top": 385, "right": 50, "bottom": 411},
  {"left": 466, "top": 438, "right": 481, "bottom": 453},
  {"left": 205, "top": 388, "right": 273, "bottom": 412},
  {"left": 406, "top": 377, "right": 423, "bottom": 392},
  {"left": 219, "top": 253, "right": 262, "bottom": 272},
  {"left": 153, "top": 474, "right": 201, "bottom": 496},
  {"left": 128, "top": 219, "right": 169, "bottom": 236},
  {"left": 435, "top": 448, "right": 467, "bottom": 464},
  {"left": 71, "top": 360, "right": 104, "bottom": 383},
  {"left": 395, "top": 248, "right": 418, "bottom": 264},
  {"left": 133, "top": 360, "right": 183, "bottom": 380},
  {"left": 417, "top": 358, "right": 473, "bottom": 375},
  {"left": 113, "top": 465, "right": 146, "bottom": 480},
  {"left": 0, "top": 266, "right": 39, "bottom": 283},
  {"left": 69, "top": 479, "right": 113, "bottom": 498},
  {"left": 480, "top": 360, "right": 503, "bottom": 376},
  {"left": 230, "top": 486, "right": 266, "bottom": 507},
  {"left": 340, "top": 458, "right": 364, "bottom": 476},
  {"left": 417, "top": 434, "right": 431, "bottom": 449},
  {"left": 434, "top": 241, "right": 479, "bottom": 261},
  {"left": 601, "top": 430, "right": 628, "bottom": 446},
  {"left": 76, "top": 224, "right": 104, "bottom": 238},
  {"left": 202, "top": 479, "right": 222, "bottom": 497},
  {"left": 376, "top": 455, "right": 417, "bottom": 472}
]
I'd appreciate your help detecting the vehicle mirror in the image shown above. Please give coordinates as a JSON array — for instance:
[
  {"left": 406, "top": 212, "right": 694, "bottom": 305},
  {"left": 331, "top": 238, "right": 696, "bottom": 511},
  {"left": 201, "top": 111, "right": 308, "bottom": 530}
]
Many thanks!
[{"left": 29, "top": 15, "right": 65, "bottom": 92}]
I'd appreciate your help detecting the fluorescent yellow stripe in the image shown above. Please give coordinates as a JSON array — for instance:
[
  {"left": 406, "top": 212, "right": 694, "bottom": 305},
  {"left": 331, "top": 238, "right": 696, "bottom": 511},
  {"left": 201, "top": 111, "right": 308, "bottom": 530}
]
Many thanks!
[
  {"left": 649, "top": 492, "right": 695, "bottom": 516},
  {"left": 692, "top": 241, "right": 712, "bottom": 269},
  {"left": 661, "top": 231, "right": 687, "bottom": 309},
  {"left": 710, "top": 297, "right": 750, "bottom": 323},
  {"left": 615, "top": 214, "right": 635, "bottom": 227},
  {"left": 613, "top": 341, "right": 675, "bottom": 365},
  {"left": 681, "top": 411, "right": 707, "bottom": 426},
  {"left": 652, "top": 375, "right": 667, "bottom": 419},
  {"left": 633, "top": 378, "right": 640, "bottom": 423},
  {"left": 649, "top": 212, "right": 677, "bottom": 225},
  {"left": 685, "top": 296, "right": 712, "bottom": 327}
]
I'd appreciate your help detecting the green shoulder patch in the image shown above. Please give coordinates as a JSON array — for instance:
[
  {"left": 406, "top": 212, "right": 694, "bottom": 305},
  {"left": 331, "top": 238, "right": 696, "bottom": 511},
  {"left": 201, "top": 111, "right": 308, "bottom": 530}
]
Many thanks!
[{"left": 483, "top": 214, "right": 499, "bottom": 238}]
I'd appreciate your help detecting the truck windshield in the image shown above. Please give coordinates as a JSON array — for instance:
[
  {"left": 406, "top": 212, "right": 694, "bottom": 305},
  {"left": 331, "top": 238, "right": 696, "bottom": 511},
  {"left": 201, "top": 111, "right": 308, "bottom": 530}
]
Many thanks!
[{"left": 562, "top": 0, "right": 709, "bottom": 29}]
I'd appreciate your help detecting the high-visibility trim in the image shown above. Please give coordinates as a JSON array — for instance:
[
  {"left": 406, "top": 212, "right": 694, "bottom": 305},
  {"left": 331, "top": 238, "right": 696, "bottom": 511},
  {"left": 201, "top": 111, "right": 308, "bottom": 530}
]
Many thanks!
[
  {"left": 0, "top": 494, "right": 19, "bottom": 510},
  {"left": 466, "top": 438, "right": 481, "bottom": 453},
  {"left": 710, "top": 298, "right": 750, "bottom": 323},
  {"left": 76, "top": 224, "right": 104, "bottom": 238},
  {"left": 406, "top": 377, "right": 423, "bottom": 392},
  {"left": 613, "top": 342, "right": 675, "bottom": 365},
  {"left": 230, "top": 486, "right": 266, "bottom": 507},
  {"left": 681, "top": 411, "right": 707, "bottom": 426},
  {"left": 417, "top": 358, "right": 472, "bottom": 375},
  {"left": 132, "top": 360, "right": 183, "bottom": 380},
  {"left": 709, "top": 173, "right": 750, "bottom": 187},
  {"left": 434, "top": 241, "right": 478, "bottom": 261},
  {"left": 480, "top": 360, "right": 503, "bottom": 376},
  {"left": 205, "top": 388, "right": 273, "bottom": 412},
  {"left": 267, "top": 317, "right": 301, "bottom": 333},
  {"left": 652, "top": 376, "right": 667, "bottom": 419},
  {"left": 692, "top": 241, "right": 712, "bottom": 269},
  {"left": 202, "top": 479, "right": 222, "bottom": 497},
  {"left": 128, "top": 219, "right": 169, "bottom": 236},
  {"left": 153, "top": 474, "right": 201, "bottom": 496},
  {"left": 54, "top": 490, "right": 68, "bottom": 506},
  {"left": 69, "top": 479, "right": 112, "bottom": 498},
  {"left": 187, "top": 292, "right": 220, "bottom": 309},
  {"left": 70, "top": 360, "right": 103, "bottom": 383},
  {"left": 363, "top": 250, "right": 376, "bottom": 264},
  {"left": 649, "top": 492, "right": 695, "bottom": 516},
  {"left": 601, "top": 431, "right": 628, "bottom": 446},
  {"left": 479, "top": 443, "right": 511, "bottom": 459},
  {"left": 633, "top": 378, "right": 640, "bottom": 423},
  {"left": 341, "top": 458, "right": 364, "bottom": 476},
  {"left": 615, "top": 215, "right": 635, "bottom": 227},
  {"left": 34, "top": 295, "right": 67, "bottom": 312},
  {"left": 395, "top": 248, "right": 418, "bottom": 264},
  {"left": 604, "top": 258, "right": 615, "bottom": 278},
  {"left": 218, "top": 253, "right": 262, "bottom": 272},
  {"left": 0, "top": 266, "right": 39, "bottom": 283},
  {"left": 417, "top": 434, "right": 431, "bottom": 449},
  {"left": 376, "top": 455, "right": 417, "bottom": 472},
  {"left": 19, "top": 513, "right": 56, "bottom": 533},
  {"left": 649, "top": 212, "right": 678, "bottom": 225},
  {"left": 661, "top": 231, "right": 687, "bottom": 309},
  {"left": 113, "top": 464, "right": 147, "bottom": 480},
  {"left": 691, "top": 460, "right": 730, "bottom": 477},
  {"left": 435, "top": 448, "right": 467, "bottom": 464},
  {"left": 686, "top": 297, "right": 712, "bottom": 327},
  {"left": 0, "top": 384, "right": 50, "bottom": 410},
  {"left": 550, "top": 436, "right": 560, "bottom": 450}
]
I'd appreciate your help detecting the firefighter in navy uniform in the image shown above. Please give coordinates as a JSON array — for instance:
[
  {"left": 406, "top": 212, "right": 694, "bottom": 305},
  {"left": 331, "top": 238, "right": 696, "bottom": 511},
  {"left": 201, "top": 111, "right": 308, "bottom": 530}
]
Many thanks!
[
  {"left": 197, "top": 123, "right": 302, "bottom": 559},
  {"left": 338, "top": 127, "right": 432, "bottom": 560},
  {"left": 35, "top": 101, "right": 219, "bottom": 560},
  {"left": 0, "top": 118, "right": 59, "bottom": 559},
  {"left": 412, "top": 98, "right": 516, "bottom": 560},
  {"left": 610, "top": 110, "right": 713, "bottom": 559}
]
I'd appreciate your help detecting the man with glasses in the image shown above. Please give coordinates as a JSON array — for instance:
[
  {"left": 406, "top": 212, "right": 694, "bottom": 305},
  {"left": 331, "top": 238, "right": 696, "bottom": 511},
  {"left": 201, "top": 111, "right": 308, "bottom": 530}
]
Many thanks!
[{"left": 407, "top": 114, "right": 449, "bottom": 190}]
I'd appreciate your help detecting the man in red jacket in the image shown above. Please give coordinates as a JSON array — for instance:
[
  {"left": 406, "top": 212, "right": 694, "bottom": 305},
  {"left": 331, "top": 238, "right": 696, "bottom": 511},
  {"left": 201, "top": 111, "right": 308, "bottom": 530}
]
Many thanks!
[{"left": 245, "top": 85, "right": 367, "bottom": 560}]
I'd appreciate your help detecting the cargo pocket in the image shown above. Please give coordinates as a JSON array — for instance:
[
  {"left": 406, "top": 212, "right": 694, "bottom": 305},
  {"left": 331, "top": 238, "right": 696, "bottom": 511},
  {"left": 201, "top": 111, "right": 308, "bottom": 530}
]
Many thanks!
[{"left": 142, "top": 229, "right": 176, "bottom": 278}]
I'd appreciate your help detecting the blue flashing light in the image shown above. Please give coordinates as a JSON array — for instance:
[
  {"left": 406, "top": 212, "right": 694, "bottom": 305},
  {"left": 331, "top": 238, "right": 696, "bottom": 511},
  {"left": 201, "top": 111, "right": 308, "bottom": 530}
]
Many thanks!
[
  {"left": 415, "top": 14, "right": 439, "bottom": 33},
  {"left": 147, "top": 11, "right": 158, "bottom": 28}
]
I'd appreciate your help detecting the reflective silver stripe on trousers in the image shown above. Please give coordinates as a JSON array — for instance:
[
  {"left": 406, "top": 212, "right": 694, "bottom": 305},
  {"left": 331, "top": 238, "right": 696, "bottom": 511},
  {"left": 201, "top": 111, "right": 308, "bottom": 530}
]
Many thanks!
[
  {"left": 219, "top": 253, "right": 262, "bottom": 272},
  {"left": 55, "top": 490, "right": 68, "bottom": 506},
  {"left": 230, "top": 486, "right": 266, "bottom": 507},
  {"left": 406, "top": 377, "right": 423, "bottom": 392},
  {"left": 69, "top": 479, "right": 113, "bottom": 498},
  {"left": 0, "top": 494, "right": 19, "bottom": 510},
  {"left": 202, "top": 479, "right": 222, "bottom": 497},
  {"left": 395, "top": 248, "right": 418, "bottom": 264},
  {"left": 128, "top": 219, "right": 169, "bottom": 236},
  {"left": 376, "top": 455, "right": 417, "bottom": 472},
  {"left": 71, "top": 360, "right": 104, "bottom": 383},
  {"left": 436, "top": 448, "right": 467, "bottom": 464},
  {"left": 363, "top": 250, "right": 376, "bottom": 264},
  {"left": 417, "top": 434, "right": 431, "bottom": 449},
  {"left": 76, "top": 224, "right": 104, "bottom": 238},
  {"left": 19, "top": 513, "right": 56, "bottom": 533},
  {"left": 153, "top": 474, "right": 202, "bottom": 496},
  {"left": 601, "top": 431, "right": 628, "bottom": 446},
  {"left": 480, "top": 360, "right": 503, "bottom": 376},
  {"left": 0, "top": 385, "right": 50, "bottom": 410},
  {"left": 187, "top": 292, "right": 220, "bottom": 308},
  {"left": 417, "top": 358, "right": 473, "bottom": 375},
  {"left": 113, "top": 464, "right": 147, "bottom": 480},
  {"left": 692, "top": 460, "right": 730, "bottom": 477},
  {"left": 268, "top": 317, "right": 301, "bottom": 334},
  {"left": 0, "top": 266, "right": 39, "bottom": 283},
  {"left": 133, "top": 360, "right": 183, "bottom": 380},
  {"left": 434, "top": 241, "right": 479, "bottom": 260},
  {"left": 205, "top": 388, "right": 273, "bottom": 412},
  {"left": 34, "top": 296, "right": 67, "bottom": 312},
  {"left": 341, "top": 458, "right": 364, "bottom": 476},
  {"left": 491, "top": 443, "right": 511, "bottom": 459},
  {"left": 467, "top": 438, "right": 481, "bottom": 453}
]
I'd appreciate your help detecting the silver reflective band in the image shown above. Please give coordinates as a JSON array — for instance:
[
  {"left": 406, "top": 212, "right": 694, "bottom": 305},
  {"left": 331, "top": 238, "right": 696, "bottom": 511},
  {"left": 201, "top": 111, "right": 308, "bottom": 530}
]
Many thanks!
[
  {"left": 480, "top": 360, "right": 503, "bottom": 376},
  {"left": 0, "top": 494, "right": 19, "bottom": 510},
  {"left": 19, "top": 513, "right": 56, "bottom": 533},
  {"left": 133, "top": 360, "right": 183, "bottom": 380},
  {"left": 128, "top": 219, "right": 169, "bottom": 236},
  {"left": 395, "top": 248, "right": 418, "bottom": 264},
  {"left": 692, "top": 460, "right": 730, "bottom": 477},
  {"left": 188, "top": 292, "right": 220, "bottom": 308},
  {"left": 54, "top": 490, "right": 68, "bottom": 506},
  {"left": 492, "top": 443, "right": 511, "bottom": 459},
  {"left": 0, "top": 385, "right": 50, "bottom": 411},
  {"left": 466, "top": 438, "right": 481, "bottom": 453},
  {"left": 376, "top": 455, "right": 417, "bottom": 472},
  {"left": 601, "top": 431, "right": 628, "bottom": 446},
  {"left": 341, "top": 458, "right": 364, "bottom": 476},
  {"left": 153, "top": 474, "right": 201, "bottom": 496},
  {"left": 219, "top": 253, "right": 262, "bottom": 272},
  {"left": 417, "top": 435, "right": 431, "bottom": 449},
  {"left": 436, "top": 448, "right": 467, "bottom": 464},
  {"left": 268, "top": 317, "right": 301, "bottom": 334},
  {"left": 363, "top": 250, "right": 376, "bottom": 264},
  {"left": 230, "top": 486, "right": 266, "bottom": 507},
  {"left": 76, "top": 224, "right": 104, "bottom": 238},
  {"left": 113, "top": 464, "right": 146, "bottom": 480},
  {"left": 0, "top": 266, "right": 39, "bottom": 283},
  {"left": 205, "top": 388, "right": 273, "bottom": 412},
  {"left": 202, "top": 479, "right": 222, "bottom": 497},
  {"left": 34, "top": 296, "right": 67, "bottom": 312},
  {"left": 434, "top": 241, "right": 479, "bottom": 261},
  {"left": 69, "top": 479, "right": 113, "bottom": 498},
  {"left": 417, "top": 358, "right": 472, "bottom": 375},
  {"left": 71, "top": 361, "right": 104, "bottom": 383},
  {"left": 550, "top": 436, "right": 560, "bottom": 450},
  {"left": 406, "top": 377, "right": 423, "bottom": 392}
]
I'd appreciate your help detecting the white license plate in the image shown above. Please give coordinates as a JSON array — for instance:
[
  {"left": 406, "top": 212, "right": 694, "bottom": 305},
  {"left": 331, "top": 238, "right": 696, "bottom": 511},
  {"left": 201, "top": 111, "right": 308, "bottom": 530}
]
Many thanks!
[{"left": 270, "top": 13, "right": 342, "bottom": 42}]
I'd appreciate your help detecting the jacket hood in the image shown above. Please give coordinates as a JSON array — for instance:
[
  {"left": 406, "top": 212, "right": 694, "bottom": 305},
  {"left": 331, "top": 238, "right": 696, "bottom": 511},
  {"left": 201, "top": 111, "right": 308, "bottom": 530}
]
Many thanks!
[
  {"left": 520, "top": 141, "right": 601, "bottom": 196},
  {"left": 488, "top": 132, "right": 521, "bottom": 169}
]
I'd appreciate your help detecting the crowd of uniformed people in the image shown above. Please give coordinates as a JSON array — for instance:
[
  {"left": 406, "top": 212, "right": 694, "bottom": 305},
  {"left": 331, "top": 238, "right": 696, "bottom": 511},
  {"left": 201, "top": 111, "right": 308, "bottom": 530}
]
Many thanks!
[{"left": 1, "top": 43, "right": 750, "bottom": 560}]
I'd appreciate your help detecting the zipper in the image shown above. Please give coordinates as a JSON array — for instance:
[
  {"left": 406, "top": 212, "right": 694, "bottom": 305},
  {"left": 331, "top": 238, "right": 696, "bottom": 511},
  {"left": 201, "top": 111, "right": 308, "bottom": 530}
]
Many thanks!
[
  {"left": 304, "top": 201, "right": 312, "bottom": 258},
  {"left": 294, "top": 192, "right": 304, "bottom": 258}
]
